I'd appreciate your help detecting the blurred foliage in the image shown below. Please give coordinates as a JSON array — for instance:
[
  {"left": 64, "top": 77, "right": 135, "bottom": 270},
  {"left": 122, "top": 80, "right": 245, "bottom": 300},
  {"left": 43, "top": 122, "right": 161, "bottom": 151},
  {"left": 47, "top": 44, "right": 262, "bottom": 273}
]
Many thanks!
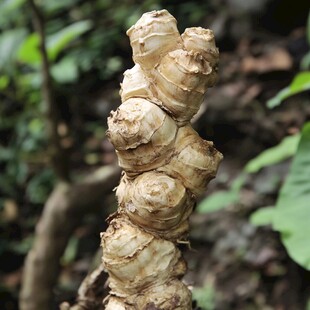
[
  {"left": 198, "top": 11, "right": 310, "bottom": 270},
  {"left": 197, "top": 132, "right": 300, "bottom": 214},
  {"left": 199, "top": 109, "right": 310, "bottom": 271}
]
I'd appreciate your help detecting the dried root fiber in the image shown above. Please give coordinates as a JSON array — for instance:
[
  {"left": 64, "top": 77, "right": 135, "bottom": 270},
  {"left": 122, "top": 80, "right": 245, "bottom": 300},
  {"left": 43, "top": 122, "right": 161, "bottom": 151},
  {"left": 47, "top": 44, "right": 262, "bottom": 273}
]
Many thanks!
[{"left": 101, "top": 9, "right": 222, "bottom": 309}]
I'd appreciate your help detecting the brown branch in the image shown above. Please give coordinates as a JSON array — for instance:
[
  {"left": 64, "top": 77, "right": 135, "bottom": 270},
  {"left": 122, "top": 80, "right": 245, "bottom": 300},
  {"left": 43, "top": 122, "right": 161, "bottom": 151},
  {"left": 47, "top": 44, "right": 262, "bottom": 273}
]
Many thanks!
[
  {"left": 19, "top": 165, "right": 121, "bottom": 310},
  {"left": 28, "top": 0, "right": 70, "bottom": 182}
]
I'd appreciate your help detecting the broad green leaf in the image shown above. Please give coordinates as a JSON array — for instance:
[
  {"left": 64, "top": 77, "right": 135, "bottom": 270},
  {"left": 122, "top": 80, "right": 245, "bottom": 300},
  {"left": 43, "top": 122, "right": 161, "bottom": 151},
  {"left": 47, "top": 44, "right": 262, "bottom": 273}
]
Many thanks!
[
  {"left": 197, "top": 175, "right": 246, "bottom": 213},
  {"left": 250, "top": 206, "right": 275, "bottom": 226},
  {"left": 0, "top": 28, "right": 28, "bottom": 72},
  {"left": 47, "top": 20, "right": 93, "bottom": 61},
  {"left": 245, "top": 134, "right": 300, "bottom": 173},
  {"left": 273, "top": 122, "right": 310, "bottom": 270},
  {"left": 267, "top": 72, "right": 310, "bottom": 108},
  {"left": 51, "top": 57, "right": 78, "bottom": 83},
  {"left": 17, "top": 33, "right": 41, "bottom": 64}
]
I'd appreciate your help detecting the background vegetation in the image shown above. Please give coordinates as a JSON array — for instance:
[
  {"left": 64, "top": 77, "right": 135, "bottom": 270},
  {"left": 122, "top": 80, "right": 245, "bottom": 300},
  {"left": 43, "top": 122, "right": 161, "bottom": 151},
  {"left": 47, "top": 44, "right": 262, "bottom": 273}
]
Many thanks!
[{"left": 0, "top": 0, "right": 309, "bottom": 309}]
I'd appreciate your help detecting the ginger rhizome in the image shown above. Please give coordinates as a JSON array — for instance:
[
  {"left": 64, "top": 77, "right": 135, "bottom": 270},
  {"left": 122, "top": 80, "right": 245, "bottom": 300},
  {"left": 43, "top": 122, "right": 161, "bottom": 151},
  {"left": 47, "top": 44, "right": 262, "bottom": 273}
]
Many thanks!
[{"left": 101, "top": 9, "right": 222, "bottom": 309}]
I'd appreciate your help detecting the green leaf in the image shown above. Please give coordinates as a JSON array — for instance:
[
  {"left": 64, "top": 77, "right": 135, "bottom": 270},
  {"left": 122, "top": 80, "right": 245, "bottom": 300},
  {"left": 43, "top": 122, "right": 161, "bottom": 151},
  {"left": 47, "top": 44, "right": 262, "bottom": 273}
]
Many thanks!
[
  {"left": 0, "top": 28, "right": 28, "bottom": 72},
  {"left": 192, "top": 282, "right": 215, "bottom": 310},
  {"left": 197, "top": 190, "right": 239, "bottom": 213},
  {"left": 0, "top": 75, "right": 9, "bottom": 90},
  {"left": 273, "top": 122, "right": 310, "bottom": 270},
  {"left": 17, "top": 21, "right": 92, "bottom": 65},
  {"left": 47, "top": 20, "right": 93, "bottom": 61},
  {"left": 17, "top": 33, "right": 41, "bottom": 65},
  {"left": 290, "top": 72, "right": 310, "bottom": 93},
  {"left": 245, "top": 134, "right": 300, "bottom": 173},
  {"left": 267, "top": 72, "right": 310, "bottom": 108},
  {"left": 197, "top": 175, "right": 246, "bottom": 213},
  {"left": 267, "top": 87, "right": 290, "bottom": 109},
  {"left": 250, "top": 206, "right": 275, "bottom": 226},
  {"left": 51, "top": 57, "right": 78, "bottom": 83}
]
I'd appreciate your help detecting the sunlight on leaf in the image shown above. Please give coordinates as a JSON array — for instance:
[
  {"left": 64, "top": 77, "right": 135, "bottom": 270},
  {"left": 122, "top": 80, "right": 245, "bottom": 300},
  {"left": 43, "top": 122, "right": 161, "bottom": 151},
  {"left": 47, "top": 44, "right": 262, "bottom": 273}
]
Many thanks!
[{"left": 245, "top": 134, "right": 300, "bottom": 173}]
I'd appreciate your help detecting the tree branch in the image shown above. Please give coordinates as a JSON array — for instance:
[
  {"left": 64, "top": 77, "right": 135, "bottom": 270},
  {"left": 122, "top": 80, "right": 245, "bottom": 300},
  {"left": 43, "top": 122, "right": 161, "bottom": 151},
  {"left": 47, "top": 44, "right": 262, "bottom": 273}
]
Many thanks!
[
  {"left": 19, "top": 165, "right": 121, "bottom": 310},
  {"left": 28, "top": 0, "right": 70, "bottom": 182}
]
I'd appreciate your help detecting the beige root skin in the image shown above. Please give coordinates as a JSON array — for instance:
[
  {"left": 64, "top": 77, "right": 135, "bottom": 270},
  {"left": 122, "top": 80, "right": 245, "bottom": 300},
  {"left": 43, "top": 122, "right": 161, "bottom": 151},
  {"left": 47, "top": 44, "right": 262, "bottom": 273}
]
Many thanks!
[{"left": 102, "top": 9, "right": 222, "bottom": 309}]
